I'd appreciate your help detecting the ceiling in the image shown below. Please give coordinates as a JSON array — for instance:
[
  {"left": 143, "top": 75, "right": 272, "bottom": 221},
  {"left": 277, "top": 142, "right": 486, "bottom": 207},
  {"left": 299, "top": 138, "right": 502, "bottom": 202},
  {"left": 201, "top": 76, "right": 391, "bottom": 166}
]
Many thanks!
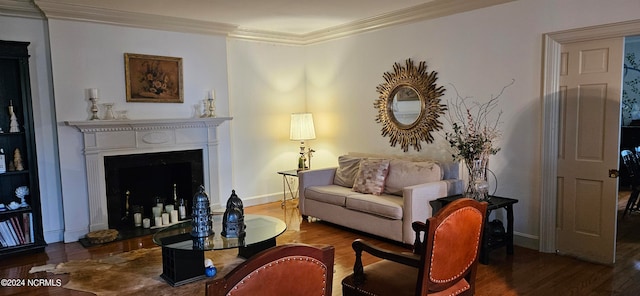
[{"left": 1, "top": 0, "right": 514, "bottom": 44}]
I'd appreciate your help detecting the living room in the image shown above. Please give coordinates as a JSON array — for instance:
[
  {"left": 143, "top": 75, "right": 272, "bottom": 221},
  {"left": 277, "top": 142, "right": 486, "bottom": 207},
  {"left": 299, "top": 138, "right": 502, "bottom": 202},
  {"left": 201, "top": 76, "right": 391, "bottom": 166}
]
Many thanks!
[{"left": 1, "top": 0, "right": 640, "bottom": 293}]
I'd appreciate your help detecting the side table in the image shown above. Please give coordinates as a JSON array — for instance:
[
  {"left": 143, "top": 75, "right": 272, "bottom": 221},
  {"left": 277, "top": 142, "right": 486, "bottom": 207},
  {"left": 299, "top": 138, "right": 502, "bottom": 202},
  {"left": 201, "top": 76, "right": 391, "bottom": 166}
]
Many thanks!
[
  {"left": 277, "top": 170, "right": 299, "bottom": 206},
  {"left": 430, "top": 195, "right": 518, "bottom": 264}
]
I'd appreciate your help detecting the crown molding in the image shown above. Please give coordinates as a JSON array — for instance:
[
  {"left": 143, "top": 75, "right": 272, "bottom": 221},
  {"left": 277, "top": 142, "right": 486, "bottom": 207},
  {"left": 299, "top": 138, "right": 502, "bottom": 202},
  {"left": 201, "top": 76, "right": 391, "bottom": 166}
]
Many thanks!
[
  {"left": 33, "top": 0, "right": 236, "bottom": 36},
  {"left": 232, "top": 0, "right": 515, "bottom": 45},
  {"left": 0, "top": 0, "right": 44, "bottom": 19},
  {"left": 2, "top": 0, "right": 514, "bottom": 45}
]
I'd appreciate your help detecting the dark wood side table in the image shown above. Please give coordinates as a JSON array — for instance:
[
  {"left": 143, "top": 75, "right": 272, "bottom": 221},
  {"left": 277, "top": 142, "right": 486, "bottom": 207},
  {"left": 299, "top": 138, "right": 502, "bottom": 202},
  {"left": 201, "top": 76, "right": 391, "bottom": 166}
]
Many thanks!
[{"left": 430, "top": 195, "right": 518, "bottom": 264}]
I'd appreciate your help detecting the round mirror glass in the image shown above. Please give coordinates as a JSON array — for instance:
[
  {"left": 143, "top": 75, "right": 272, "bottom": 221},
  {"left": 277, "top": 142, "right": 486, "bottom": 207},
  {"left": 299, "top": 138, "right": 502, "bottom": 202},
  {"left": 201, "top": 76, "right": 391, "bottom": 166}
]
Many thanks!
[{"left": 391, "top": 86, "right": 421, "bottom": 126}]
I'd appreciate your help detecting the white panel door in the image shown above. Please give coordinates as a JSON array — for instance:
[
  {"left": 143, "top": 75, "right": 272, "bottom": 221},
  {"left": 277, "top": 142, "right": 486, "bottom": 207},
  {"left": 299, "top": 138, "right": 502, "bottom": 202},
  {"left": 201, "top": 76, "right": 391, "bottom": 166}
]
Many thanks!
[{"left": 557, "top": 37, "right": 623, "bottom": 264}]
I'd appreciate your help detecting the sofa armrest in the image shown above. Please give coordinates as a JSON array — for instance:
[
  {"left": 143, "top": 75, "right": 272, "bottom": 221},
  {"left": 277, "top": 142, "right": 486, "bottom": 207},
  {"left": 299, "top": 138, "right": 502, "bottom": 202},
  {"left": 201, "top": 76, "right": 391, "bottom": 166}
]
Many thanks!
[
  {"left": 401, "top": 181, "right": 448, "bottom": 244},
  {"left": 299, "top": 168, "right": 337, "bottom": 189},
  {"left": 298, "top": 168, "right": 337, "bottom": 212}
]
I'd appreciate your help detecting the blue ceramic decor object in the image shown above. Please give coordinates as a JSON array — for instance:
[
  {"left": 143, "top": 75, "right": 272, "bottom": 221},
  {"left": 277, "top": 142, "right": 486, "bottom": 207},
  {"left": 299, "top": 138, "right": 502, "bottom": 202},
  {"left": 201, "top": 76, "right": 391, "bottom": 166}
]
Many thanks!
[{"left": 205, "top": 266, "right": 217, "bottom": 277}]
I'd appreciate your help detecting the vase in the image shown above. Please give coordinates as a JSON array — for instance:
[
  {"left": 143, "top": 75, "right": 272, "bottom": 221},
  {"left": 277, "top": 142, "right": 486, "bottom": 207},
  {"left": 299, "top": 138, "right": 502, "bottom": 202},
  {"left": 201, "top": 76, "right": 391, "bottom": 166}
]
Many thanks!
[
  {"left": 103, "top": 103, "right": 115, "bottom": 120},
  {"left": 465, "top": 157, "right": 490, "bottom": 201}
]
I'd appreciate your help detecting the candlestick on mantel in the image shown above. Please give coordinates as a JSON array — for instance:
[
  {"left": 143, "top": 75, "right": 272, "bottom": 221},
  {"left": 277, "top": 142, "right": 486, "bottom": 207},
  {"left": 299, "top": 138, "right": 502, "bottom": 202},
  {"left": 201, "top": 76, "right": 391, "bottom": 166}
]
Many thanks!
[
  {"left": 88, "top": 88, "right": 100, "bottom": 120},
  {"left": 207, "top": 89, "right": 216, "bottom": 118}
]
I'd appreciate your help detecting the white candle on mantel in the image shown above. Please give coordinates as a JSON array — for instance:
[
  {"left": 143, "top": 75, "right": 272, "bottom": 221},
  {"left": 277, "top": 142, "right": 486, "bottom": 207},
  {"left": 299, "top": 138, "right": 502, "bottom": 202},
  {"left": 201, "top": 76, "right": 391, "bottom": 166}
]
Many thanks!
[
  {"left": 209, "top": 89, "right": 215, "bottom": 100},
  {"left": 90, "top": 88, "right": 98, "bottom": 99}
]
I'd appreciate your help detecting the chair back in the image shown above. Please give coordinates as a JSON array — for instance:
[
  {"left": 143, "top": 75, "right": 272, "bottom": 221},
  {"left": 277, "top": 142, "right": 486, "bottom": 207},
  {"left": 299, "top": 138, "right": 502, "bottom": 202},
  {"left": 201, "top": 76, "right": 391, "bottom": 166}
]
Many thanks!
[
  {"left": 622, "top": 150, "right": 640, "bottom": 185},
  {"left": 417, "top": 198, "right": 487, "bottom": 296},
  {"left": 206, "top": 243, "right": 335, "bottom": 296}
]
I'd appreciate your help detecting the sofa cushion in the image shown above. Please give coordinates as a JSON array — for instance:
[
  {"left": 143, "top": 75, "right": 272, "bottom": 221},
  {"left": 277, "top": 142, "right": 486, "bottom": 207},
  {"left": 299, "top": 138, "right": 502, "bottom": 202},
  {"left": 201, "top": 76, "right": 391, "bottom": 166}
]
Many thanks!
[
  {"left": 304, "top": 185, "right": 351, "bottom": 207},
  {"left": 384, "top": 159, "right": 442, "bottom": 196},
  {"left": 333, "top": 155, "right": 363, "bottom": 188},
  {"left": 352, "top": 159, "right": 390, "bottom": 195},
  {"left": 345, "top": 194, "right": 403, "bottom": 220}
]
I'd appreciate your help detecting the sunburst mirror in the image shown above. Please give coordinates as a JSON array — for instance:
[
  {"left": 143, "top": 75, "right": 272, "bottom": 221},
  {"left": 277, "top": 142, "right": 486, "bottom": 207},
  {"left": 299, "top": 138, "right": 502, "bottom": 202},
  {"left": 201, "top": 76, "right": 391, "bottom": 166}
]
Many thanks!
[{"left": 374, "top": 59, "right": 446, "bottom": 152}]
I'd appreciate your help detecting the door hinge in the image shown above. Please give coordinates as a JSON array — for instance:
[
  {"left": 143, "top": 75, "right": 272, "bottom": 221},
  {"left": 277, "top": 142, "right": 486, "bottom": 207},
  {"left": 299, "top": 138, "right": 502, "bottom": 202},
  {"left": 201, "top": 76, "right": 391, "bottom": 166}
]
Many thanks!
[{"left": 609, "top": 169, "right": 619, "bottom": 178}]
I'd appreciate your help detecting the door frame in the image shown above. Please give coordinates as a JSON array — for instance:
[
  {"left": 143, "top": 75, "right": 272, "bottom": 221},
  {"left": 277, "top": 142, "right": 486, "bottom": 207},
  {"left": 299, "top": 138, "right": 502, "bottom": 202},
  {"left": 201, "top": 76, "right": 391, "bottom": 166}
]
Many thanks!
[{"left": 540, "top": 19, "right": 640, "bottom": 253}]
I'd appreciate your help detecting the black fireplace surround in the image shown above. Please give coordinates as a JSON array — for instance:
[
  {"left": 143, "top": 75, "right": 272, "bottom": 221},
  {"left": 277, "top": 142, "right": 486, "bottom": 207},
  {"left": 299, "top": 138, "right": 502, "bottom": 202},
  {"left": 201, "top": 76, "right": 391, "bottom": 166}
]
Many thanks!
[{"left": 104, "top": 149, "right": 204, "bottom": 234}]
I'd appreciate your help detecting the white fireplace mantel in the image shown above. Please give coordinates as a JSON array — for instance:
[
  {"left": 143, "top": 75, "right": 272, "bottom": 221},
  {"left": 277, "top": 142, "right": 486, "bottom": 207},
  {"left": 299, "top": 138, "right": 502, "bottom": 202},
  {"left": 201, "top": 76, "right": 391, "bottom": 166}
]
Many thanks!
[{"left": 65, "top": 117, "right": 232, "bottom": 232}]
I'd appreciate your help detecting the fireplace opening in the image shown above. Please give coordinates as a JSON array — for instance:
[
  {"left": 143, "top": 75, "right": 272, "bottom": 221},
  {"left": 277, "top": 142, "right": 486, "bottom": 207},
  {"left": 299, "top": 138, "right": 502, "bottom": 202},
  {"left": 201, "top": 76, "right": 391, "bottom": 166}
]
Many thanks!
[{"left": 104, "top": 149, "right": 204, "bottom": 236}]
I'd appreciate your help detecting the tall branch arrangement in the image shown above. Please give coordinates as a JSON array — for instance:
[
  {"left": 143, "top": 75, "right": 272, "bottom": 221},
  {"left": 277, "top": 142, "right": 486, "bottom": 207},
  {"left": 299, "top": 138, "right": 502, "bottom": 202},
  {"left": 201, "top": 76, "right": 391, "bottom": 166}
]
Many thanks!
[{"left": 444, "top": 80, "right": 514, "bottom": 163}]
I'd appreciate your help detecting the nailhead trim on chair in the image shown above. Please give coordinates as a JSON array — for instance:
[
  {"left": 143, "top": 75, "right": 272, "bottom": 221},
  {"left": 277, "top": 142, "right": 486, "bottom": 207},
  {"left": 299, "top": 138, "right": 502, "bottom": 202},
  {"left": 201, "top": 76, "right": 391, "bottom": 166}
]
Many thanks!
[
  {"left": 429, "top": 207, "right": 483, "bottom": 284},
  {"left": 229, "top": 256, "right": 328, "bottom": 295}
]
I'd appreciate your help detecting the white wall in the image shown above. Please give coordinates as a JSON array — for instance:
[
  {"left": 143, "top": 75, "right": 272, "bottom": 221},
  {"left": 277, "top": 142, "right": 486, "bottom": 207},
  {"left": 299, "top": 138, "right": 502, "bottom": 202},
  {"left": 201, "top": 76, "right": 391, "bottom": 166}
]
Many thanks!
[
  {"left": 47, "top": 19, "right": 232, "bottom": 242},
  {"left": 226, "top": 40, "right": 306, "bottom": 205},
  {"left": 300, "top": 0, "right": 640, "bottom": 247},
  {"left": 0, "top": 15, "right": 64, "bottom": 243}
]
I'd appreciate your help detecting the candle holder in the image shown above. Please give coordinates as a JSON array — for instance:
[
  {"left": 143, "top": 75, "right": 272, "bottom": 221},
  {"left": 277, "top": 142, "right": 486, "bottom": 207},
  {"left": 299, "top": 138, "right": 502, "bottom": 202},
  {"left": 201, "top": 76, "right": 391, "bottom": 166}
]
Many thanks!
[
  {"left": 207, "top": 97, "right": 216, "bottom": 117},
  {"left": 103, "top": 103, "right": 115, "bottom": 120},
  {"left": 89, "top": 97, "right": 100, "bottom": 120}
]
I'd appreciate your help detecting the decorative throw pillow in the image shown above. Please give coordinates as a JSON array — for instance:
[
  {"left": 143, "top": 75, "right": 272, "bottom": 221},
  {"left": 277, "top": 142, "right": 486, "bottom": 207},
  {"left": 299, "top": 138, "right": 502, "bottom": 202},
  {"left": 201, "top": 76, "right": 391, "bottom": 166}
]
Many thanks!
[
  {"left": 333, "top": 155, "right": 364, "bottom": 187},
  {"left": 384, "top": 159, "right": 442, "bottom": 196},
  {"left": 352, "top": 159, "right": 390, "bottom": 195}
]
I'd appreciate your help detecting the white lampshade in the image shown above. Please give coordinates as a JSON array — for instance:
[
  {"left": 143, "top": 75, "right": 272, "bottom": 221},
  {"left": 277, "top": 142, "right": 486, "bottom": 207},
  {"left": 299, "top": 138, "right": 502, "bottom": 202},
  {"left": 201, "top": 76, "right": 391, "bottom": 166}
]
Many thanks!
[{"left": 290, "top": 113, "right": 316, "bottom": 141}]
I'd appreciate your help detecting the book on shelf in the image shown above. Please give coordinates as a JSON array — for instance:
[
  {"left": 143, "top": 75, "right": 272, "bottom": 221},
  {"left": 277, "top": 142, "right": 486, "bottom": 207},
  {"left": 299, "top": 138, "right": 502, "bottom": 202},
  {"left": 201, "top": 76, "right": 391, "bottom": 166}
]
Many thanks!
[
  {"left": 10, "top": 216, "right": 25, "bottom": 245},
  {"left": 0, "top": 227, "right": 6, "bottom": 247},
  {"left": 0, "top": 214, "right": 33, "bottom": 247},
  {"left": 7, "top": 219, "right": 20, "bottom": 246},
  {"left": 0, "top": 221, "right": 17, "bottom": 247},
  {"left": 23, "top": 212, "right": 31, "bottom": 244}
]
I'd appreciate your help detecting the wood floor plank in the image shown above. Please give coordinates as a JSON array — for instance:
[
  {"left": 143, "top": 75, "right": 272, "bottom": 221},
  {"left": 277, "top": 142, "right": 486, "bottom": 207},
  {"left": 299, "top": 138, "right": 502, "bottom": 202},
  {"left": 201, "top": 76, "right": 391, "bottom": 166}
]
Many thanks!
[{"left": 2, "top": 198, "right": 640, "bottom": 295}]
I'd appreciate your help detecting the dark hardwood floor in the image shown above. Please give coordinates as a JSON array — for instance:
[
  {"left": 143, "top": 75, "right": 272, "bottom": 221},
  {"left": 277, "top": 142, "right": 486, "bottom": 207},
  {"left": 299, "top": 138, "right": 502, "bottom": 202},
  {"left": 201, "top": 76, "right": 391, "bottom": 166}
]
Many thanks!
[{"left": 2, "top": 196, "right": 640, "bottom": 295}]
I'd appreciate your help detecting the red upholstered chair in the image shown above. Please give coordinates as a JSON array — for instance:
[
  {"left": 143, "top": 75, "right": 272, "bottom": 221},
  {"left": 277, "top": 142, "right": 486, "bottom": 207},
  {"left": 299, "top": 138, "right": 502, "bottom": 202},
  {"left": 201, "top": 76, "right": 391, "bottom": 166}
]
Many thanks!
[
  {"left": 206, "top": 243, "right": 335, "bottom": 296},
  {"left": 342, "top": 198, "right": 488, "bottom": 296}
]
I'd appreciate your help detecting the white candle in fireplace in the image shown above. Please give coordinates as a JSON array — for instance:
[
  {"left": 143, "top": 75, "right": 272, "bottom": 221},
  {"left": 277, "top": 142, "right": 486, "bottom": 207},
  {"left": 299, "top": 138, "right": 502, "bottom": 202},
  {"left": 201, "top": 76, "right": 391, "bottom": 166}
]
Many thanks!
[
  {"left": 143, "top": 218, "right": 151, "bottom": 228},
  {"left": 165, "top": 205, "right": 174, "bottom": 213},
  {"left": 152, "top": 206, "right": 162, "bottom": 217},
  {"left": 170, "top": 210, "right": 178, "bottom": 223},
  {"left": 155, "top": 216, "right": 163, "bottom": 227},
  {"left": 134, "top": 213, "right": 142, "bottom": 227},
  {"left": 162, "top": 213, "right": 170, "bottom": 225}
]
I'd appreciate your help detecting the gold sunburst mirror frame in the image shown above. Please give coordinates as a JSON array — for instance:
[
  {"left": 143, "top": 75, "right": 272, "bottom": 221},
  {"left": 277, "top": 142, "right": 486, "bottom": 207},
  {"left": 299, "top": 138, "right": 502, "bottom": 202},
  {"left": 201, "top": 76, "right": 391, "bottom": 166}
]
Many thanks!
[{"left": 374, "top": 59, "right": 446, "bottom": 152}]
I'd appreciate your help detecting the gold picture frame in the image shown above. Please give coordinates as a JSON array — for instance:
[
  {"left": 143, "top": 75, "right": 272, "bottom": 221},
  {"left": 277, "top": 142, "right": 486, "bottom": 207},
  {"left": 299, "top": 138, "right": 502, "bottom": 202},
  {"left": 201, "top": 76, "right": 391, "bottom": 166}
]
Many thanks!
[{"left": 124, "top": 53, "right": 183, "bottom": 103}]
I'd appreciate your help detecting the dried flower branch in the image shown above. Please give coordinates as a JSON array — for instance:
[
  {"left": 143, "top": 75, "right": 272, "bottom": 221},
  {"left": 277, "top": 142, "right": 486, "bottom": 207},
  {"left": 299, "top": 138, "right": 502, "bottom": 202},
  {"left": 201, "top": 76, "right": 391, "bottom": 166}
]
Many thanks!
[{"left": 444, "top": 79, "right": 514, "bottom": 163}]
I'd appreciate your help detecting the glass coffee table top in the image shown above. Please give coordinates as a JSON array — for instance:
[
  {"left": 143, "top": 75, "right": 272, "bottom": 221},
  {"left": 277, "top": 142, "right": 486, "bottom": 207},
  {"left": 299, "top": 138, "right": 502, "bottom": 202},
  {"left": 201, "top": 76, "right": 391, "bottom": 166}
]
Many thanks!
[{"left": 152, "top": 214, "right": 286, "bottom": 251}]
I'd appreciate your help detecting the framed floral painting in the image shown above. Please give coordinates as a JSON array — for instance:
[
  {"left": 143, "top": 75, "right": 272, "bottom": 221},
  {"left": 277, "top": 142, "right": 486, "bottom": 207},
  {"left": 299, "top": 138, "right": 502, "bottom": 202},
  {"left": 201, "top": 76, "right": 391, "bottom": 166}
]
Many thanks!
[{"left": 124, "top": 53, "right": 183, "bottom": 103}]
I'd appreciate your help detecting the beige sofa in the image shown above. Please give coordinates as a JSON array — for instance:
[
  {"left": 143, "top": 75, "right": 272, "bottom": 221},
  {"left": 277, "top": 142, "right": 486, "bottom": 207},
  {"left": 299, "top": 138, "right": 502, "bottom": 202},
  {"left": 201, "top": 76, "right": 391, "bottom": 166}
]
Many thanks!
[{"left": 298, "top": 153, "right": 463, "bottom": 245}]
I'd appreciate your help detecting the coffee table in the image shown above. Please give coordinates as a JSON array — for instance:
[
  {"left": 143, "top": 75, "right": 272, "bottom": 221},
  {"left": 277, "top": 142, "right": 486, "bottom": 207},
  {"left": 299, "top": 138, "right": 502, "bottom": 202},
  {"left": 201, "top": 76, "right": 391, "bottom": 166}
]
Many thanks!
[{"left": 153, "top": 214, "right": 287, "bottom": 286}]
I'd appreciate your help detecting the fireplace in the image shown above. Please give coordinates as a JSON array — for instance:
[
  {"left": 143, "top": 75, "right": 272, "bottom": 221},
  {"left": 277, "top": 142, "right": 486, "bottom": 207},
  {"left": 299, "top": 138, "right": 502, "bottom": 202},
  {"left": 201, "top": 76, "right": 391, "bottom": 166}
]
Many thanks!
[
  {"left": 104, "top": 149, "right": 203, "bottom": 231},
  {"left": 65, "top": 117, "right": 232, "bottom": 234}
]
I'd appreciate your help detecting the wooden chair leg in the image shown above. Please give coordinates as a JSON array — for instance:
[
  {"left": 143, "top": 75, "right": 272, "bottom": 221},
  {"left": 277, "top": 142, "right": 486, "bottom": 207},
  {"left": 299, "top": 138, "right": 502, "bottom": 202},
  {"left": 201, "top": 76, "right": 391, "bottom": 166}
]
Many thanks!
[{"left": 624, "top": 189, "right": 640, "bottom": 218}]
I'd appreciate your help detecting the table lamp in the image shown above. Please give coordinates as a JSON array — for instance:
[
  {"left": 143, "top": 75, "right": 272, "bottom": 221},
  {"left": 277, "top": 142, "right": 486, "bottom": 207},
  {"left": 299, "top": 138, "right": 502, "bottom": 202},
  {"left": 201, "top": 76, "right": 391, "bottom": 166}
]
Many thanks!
[{"left": 290, "top": 113, "right": 316, "bottom": 170}]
